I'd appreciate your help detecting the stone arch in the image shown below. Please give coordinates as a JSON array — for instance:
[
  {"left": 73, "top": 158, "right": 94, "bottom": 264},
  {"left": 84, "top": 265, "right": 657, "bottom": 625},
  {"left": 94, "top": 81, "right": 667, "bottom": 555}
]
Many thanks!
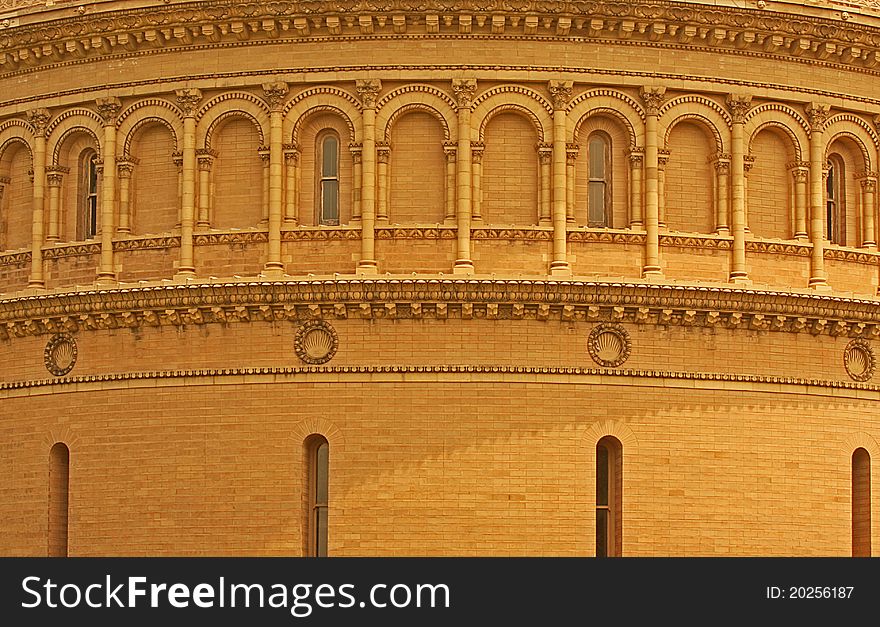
[
  {"left": 198, "top": 93, "right": 269, "bottom": 149},
  {"left": 0, "top": 129, "right": 33, "bottom": 172},
  {"left": 285, "top": 87, "right": 361, "bottom": 145},
  {"left": 582, "top": 419, "right": 639, "bottom": 453},
  {"left": 568, "top": 89, "right": 644, "bottom": 147},
  {"left": 377, "top": 85, "right": 455, "bottom": 143},
  {"left": 472, "top": 86, "right": 551, "bottom": 143},
  {"left": 41, "top": 425, "right": 81, "bottom": 452},
  {"left": 659, "top": 96, "right": 730, "bottom": 153},
  {"left": 745, "top": 103, "right": 809, "bottom": 162},
  {"left": 118, "top": 99, "right": 183, "bottom": 156},
  {"left": 46, "top": 109, "right": 104, "bottom": 164},
  {"left": 291, "top": 417, "right": 345, "bottom": 453},
  {"left": 824, "top": 114, "right": 878, "bottom": 170}
]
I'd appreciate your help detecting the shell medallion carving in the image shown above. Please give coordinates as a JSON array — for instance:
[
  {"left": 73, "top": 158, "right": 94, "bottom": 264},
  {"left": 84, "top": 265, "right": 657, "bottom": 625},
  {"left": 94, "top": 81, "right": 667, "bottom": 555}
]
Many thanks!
[
  {"left": 588, "top": 324, "right": 632, "bottom": 368},
  {"left": 295, "top": 320, "right": 339, "bottom": 365},
  {"left": 844, "top": 339, "right": 875, "bottom": 382},
  {"left": 44, "top": 333, "right": 78, "bottom": 377}
]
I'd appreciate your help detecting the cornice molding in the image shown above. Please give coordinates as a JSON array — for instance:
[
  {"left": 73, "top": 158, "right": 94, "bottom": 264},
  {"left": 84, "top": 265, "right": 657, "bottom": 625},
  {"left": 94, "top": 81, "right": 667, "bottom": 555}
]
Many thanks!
[
  {"left": 3, "top": 364, "right": 880, "bottom": 398},
  {"left": 3, "top": 1, "right": 880, "bottom": 77},
  {"left": 2, "top": 279, "right": 880, "bottom": 342}
]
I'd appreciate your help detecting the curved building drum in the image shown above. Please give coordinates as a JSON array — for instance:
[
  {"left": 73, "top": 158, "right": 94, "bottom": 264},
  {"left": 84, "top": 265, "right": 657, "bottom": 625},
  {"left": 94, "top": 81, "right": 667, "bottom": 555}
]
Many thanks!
[{"left": 1, "top": 0, "right": 879, "bottom": 556}]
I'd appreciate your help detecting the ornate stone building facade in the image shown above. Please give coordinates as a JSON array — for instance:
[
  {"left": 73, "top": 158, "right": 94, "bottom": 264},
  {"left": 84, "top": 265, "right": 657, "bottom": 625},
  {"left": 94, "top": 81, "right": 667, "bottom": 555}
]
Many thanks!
[{"left": 1, "top": 0, "right": 879, "bottom": 556}]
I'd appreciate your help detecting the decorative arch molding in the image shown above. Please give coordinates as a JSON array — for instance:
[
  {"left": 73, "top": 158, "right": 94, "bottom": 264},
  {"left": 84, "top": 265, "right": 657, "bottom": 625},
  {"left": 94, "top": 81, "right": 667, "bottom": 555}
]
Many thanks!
[
  {"left": 284, "top": 87, "right": 362, "bottom": 143},
  {"left": 582, "top": 419, "right": 639, "bottom": 454},
  {"left": 747, "top": 121, "right": 805, "bottom": 162},
  {"left": 121, "top": 115, "right": 181, "bottom": 157},
  {"left": 290, "top": 417, "right": 345, "bottom": 455},
  {"left": 660, "top": 95, "right": 732, "bottom": 127},
  {"left": 290, "top": 104, "right": 358, "bottom": 145},
  {"left": 472, "top": 85, "right": 553, "bottom": 115},
  {"left": 0, "top": 128, "right": 34, "bottom": 167},
  {"left": 824, "top": 114, "right": 879, "bottom": 169},
  {"left": 841, "top": 432, "right": 880, "bottom": 460},
  {"left": 745, "top": 104, "right": 809, "bottom": 161},
  {"left": 45, "top": 108, "right": 103, "bottom": 139},
  {"left": 41, "top": 425, "right": 80, "bottom": 452},
  {"left": 202, "top": 110, "right": 267, "bottom": 151},
  {"left": 117, "top": 98, "right": 183, "bottom": 127},
  {"left": 284, "top": 86, "right": 362, "bottom": 117},
  {"left": 376, "top": 83, "right": 456, "bottom": 112},
  {"left": 198, "top": 95, "right": 269, "bottom": 148},
  {"left": 476, "top": 103, "right": 547, "bottom": 143},
  {"left": 571, "top": 107, "right": 640, "bottom": 149},
  {"left": 380, "top": 103, "right": 453, "bottom": 143},
  {"left": 0, "top": 118, "right": 35, "bottom": 139},
  {"left": 50, "top": 126, "right": 102, "bottom": 166},
  {"left": 661, "top": 113, "right": 727, "bottom": 154}
]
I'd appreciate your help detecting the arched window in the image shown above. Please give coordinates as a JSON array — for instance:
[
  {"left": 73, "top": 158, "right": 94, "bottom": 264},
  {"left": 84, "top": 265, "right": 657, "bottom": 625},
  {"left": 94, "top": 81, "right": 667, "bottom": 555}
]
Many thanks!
[
  {"left": 49, "top": 442, "right": 70, "bottom": 558},
  {"left": 78, "top": 150, "right": 99, "bottom": 240},
  {"left": 317, "top": 134, "right": 339, "bottom": 226},
  {"left": 826, "top": 155, "right": 846, "bottom": 245},
  {"left": 587, "top": 133, "right": 612, "bottom": 228},
  {"left": 853, "top": 448, "right": 871, "bottom": 557},
  {"left": 305, "top": 435, "right": 329, "bottom": 557},
  {"left": 596, "top": 436, "right": 622, "bottom": 557}
]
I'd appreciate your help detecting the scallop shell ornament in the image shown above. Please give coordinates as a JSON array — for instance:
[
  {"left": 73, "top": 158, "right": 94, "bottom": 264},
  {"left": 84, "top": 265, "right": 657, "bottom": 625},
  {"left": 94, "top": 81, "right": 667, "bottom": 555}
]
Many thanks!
[
  {"left": 844, "top": 339, "right": 875, "bottom": 382},
  {"left": 44, "top": 334, "right": 78, "bottom": 376},
  {"left": 295, "top": 321, "right": 339, "bottom": 365},
  {"left": 588, "top": 324, "right": 632, "bottom": 368}
]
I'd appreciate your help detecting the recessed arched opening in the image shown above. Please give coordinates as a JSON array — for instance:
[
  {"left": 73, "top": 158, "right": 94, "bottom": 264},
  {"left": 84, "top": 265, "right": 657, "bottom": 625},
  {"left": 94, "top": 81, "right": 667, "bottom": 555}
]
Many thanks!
[
  {"left": 596, "top": 436, "right": 622, "bottom": 557},
  {"left": 48, "top": 442, "right": 70, "bottom": 558}
]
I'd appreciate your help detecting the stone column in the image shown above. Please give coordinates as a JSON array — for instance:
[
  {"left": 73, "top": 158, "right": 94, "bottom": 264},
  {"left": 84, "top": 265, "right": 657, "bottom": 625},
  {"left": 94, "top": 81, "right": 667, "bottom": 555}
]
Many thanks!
[
  {"left": 45, "top": 167, "right": 68, "bottom": 242},
  {"left": 806, "top": 102, "right": 830, "bottom": 290},
  {"left": 443, "top": 141, "right": 457, "bottom": 225},
  {"left": 27, "top": 109, "right": 50, "bottom": 288},
  {"left": 356, "top": 78, "right": 381, "bottom": 274},
  {"left": 471, "top": 142, "right": 484, "bottom": 223},
  {"left": 743, "top": 154, "right": 756, "bottom": 233},
  {"left": 657, "top": 149, "right": 670, "bottom": 229},
  {"left": 349, "top": 143, "right": 361, "bottom": 223},
  {"left": 262, "top": 81, "right": 288, "bottom": 276},
  {"left": 0, "top": 176, "right": 10, "bottom": 250},
  {"left": 628, "top": 148, "right": 644, "bottom": 228},
  {"left": 538, "top": 143, "right": 552, "bottom": 226},
  {"left": 727, "top": 93, "right": 752, "bottom": 283},
  {"left": 195, "top": 150, "right": 215, "bottom": 230},
  {"left": 95, "top": 98, "right": 121, "bottom": 284},
  {"left": 713, "top": 154, "right": 731, "bottom": 235},
  {"left": 789, "top": 161, "right": 809, "bottom": 240},
  {"left": 859, "top": 173, "right": 877, "bottom": 248},
  {"left": 284, "top": 144, "right": 300, "bottom": 225},
  {"left": 452, "top": 78, "right": 476, "bottom": 274},
  {"left": 114, "top": 161, "right": 134, "bottom": 235},
  {"left": 175, "top": 88, "right": 201, "bottom": 277},
  {"left": 566, "top": 143, "right": 578, "bottom": 224},
  {"left": 377, "top": 142, "right": 390, "bottom": 222},
  {"left": 549, "top": 80, "right": 572, "bottom": 276},
  {"left": 640, "top": 86, "right": 665, "bottom": 277},
  {"left": 258, "top": 147, "right": 270, "bottom": 225}
]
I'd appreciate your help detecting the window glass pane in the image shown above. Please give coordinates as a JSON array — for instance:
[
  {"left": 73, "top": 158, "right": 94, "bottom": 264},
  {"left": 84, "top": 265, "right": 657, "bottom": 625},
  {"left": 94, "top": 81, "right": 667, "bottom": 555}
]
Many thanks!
[
  {"left": 826, "top": 165, "right": 834, "bottom": 198},
  {"left": 596, "top": 444, "right": 609, "bottom": 506},
  {"left": 316, "top": 507, "right": 328, "bottom": 557},
  {"left": 315, "top": 442, "right": 329, "bottom": 504},
  {"left": 596, "top": 509, "right": 608, "bottom": 558},
  {"left": 322, "top": 181, "right": 339, "bottom": 224},
  {"left": 322, "top": 136, "right": 338, "bottom": 177},
  {"left": 588, "top": 182, "right": 606, "bottom": 226},
  {"left": 589, "top": 137, "right": 606, "bottom": 179}
]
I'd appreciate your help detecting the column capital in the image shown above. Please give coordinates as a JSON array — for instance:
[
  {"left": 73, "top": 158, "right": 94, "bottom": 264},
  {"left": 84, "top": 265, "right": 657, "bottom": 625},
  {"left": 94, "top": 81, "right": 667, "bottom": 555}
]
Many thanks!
[
  {"left": 471, "top": 141, "right": 484, "bottom": 163},
  {"left": 95, "top": 97, "right": 122, "bottom": 125},
  {"left": 262, "top": 81, "right": 289, "bottom": 111},
  {"left": 0, "top": 176, "right": 10, "bottom": 186},
  {"left": 196, "top": 148, "right": 217, "bottom": 161},
  {"left": 172, "top": 151, "right": 184, "bottom": 168},
  {"left": 743, "top": 154, "right": 757, "bottom": 175},
  {"left": 117, "top": 161, "right": 135, "bottom": 178},
  {"left": 725, "top": 93, "right": 752, "bottom": 124},
  {"left": 452, "top": 78, "right": 478, "bottom": 110},
  {"left": 356, "top": 79, "right": 382, "bottom": 109},
  {"left": 538, "top": 142, "right": 553, "bottom": 165},
  {"left": 787, "top": 161, "right": 810, "bottom": 181},
  {"left": 377, "top": 142, "right": 391, "bottom": 164},
  {"left": 443, "top": 141, "right": 457, "bottom": 160},
  {"left": 805, "top": 102, "right": 831, "bottom": 132},
  {"left": 258, "top": 146, "right": 271, "bottom": 163},
  {"left": 658, "top": 148, "right": 671, "bottom": 169},
  {"left": 26, "top": 108, "right": 51, "bottom": 137},
  {"left": 175, "top": 88, "right": 203, "bottom": 117},
  {"left": 565, "top": 142, "right": 579, "bottom": 165},
  {"left": 639, "top": 86, "right": 666, "bottom": 116},
  {"left": 548, "top": 80, "right": 573, "bottom": 110}
]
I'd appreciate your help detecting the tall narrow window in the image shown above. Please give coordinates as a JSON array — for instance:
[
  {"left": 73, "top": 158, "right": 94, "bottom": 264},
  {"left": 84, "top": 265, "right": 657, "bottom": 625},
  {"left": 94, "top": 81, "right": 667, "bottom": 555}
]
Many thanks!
[
  {"left": 306, "top": 435, "right": 329, "bottom": 557},
  {"left": 853, "top": 448, "right": 871, "bottom": 557},
  {"left": 48, "top": 442, "right": 69, "bottom": 558},
  {"left": 78, "top": 151, "right": 99, "bottom": 240},
  {"left": 588, "top": 133, "right": 611, "bottom": 227},
  {"left": 596, "top": 436, "right": 622, "bottom": 557},
  {"left": 319, "top": 134, "right": 339, "bottom": 225},
  {"left": 826, "top": 156, "right": 845, "bottom": 245}
]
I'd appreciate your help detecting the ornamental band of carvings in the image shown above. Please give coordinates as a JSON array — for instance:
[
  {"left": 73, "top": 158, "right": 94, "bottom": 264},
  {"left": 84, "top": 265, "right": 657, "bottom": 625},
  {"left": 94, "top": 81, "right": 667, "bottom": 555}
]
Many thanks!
[
  {"left": 588, "top": 323, "right": 632, "bottom": 368},
  {"left": 294, "top": 319, "right": 338, "bottom": 365},
  {"left": 844, "top": 339, "right": 876, "bottom": 382},
  {"left": 43, "top": 333, "right": 77, "bottom": 377}
]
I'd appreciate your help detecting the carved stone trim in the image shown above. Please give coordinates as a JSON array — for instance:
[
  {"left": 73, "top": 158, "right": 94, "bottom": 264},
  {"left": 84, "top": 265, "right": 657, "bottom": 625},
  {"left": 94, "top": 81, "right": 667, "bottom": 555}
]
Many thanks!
[
  {"left": 588, "top": 323, "right": 631, "bottom": 368},
  {"left": 845, "top": 338, "right": 876, "bottom": 382},
  {"left": 43, "top": 333, "right": 77, "bottom": 377},
  {"left": 294, "top": 319, "right": 338, "bottom": 365}
]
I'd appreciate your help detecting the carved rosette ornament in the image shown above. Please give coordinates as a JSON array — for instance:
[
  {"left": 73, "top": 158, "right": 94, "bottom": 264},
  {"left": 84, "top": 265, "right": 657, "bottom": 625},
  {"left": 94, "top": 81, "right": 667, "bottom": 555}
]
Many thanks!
[
  {"left": 44, "top": 333, "right": 78, "bottom": 377},
  {"left": 844, "top": 339, "right": 875, "bottom": 382},
  {"left": 451, "top": 78, "right": 477, "bottom": 110},
  {"left": 587, "top": 324, "right": 632, "bottom": 368},
  {"left": 295, "top": 320, "right": 339, "bottom": 365}
]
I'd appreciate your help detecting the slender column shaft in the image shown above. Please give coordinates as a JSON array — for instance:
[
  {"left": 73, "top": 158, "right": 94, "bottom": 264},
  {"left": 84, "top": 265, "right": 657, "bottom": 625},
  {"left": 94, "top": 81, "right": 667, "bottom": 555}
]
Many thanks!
[
  {"left": 46, "top": 171, "right": 63, "bottom": 242},
  {"left": 264, "top": 107, "right": 284, "bottom": 273},
  {"left": 175, "top": 89, "right": 201, "bottom": 277},
  {"left": 357, "top": 79, "right": 381, "bottom": 273},
  {"left": 117, "top": 163, "right": 133, "bottom": 234},
  {"left": 792, "top": 164, "right": 809, "bottom": 240},
  {"left": 452, "top": 78, "right": 476, "bottom": 274},
  {"left": 806, "top": 103, "right": 830, "bottom": 289},
  {"left": 471, "top": 143, "right": 483, "bottom": 222},
  {"left": 550, "top": 103, "right": 571, "bottom": 275},
  {"left": 629, "top": 151, "right": 643, "bottom": 228},
  {"left": 640, "top": 86, "right": 665, "bottom": 277},
  {"left": 444, "top": 143, "right": 456, "bottom": 224},
  {"left": 861, "top": 176, "right": 876, "bottom": 248}
]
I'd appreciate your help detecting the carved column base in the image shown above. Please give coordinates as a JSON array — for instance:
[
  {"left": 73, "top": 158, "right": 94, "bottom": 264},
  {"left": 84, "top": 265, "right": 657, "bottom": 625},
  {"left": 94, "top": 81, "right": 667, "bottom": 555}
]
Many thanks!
[
  {"left": 549, "top": 261, "right": 572, "bottom": 277},
  {"left": 357, "top": 260, "right": 378, "bottom": 275},
  {"left": 260, "top": 264, "right": 285, "bottom": 278},
  {"left": 453, "top": 260, "right": 474, "bottom": 275}
]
